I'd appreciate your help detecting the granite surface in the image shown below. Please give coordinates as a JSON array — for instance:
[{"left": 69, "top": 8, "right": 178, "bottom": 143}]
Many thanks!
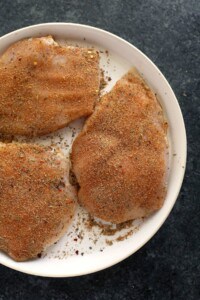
[{"left": 0, "top": 0, "right": 199, "bottom": 299}]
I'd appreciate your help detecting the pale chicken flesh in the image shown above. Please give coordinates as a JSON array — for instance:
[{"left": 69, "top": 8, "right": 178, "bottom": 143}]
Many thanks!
[
  {"left": 0, "top": 36, "right": 100, "bottom": 136},
  {"left": 72, "top": 68, "right": 168, "bottom": 224},
  {"left": 0, "top": 143, "right": 76, "bottom": 261}
]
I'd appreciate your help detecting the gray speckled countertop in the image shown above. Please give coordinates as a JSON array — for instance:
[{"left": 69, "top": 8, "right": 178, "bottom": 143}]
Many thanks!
[{"left": 0, "top": 0, "right": 199, "bottom": 299}]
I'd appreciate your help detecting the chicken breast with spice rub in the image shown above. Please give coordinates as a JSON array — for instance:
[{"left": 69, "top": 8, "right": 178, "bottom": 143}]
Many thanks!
[
  {"left": 0, "top": 143, "right": 76, "bottom": 261},
  {"left": 0, "top": 36, "right": 100, "bottom": 136},
  {"left": 72, "top": 68, "right": 168, "bottom": 224}
]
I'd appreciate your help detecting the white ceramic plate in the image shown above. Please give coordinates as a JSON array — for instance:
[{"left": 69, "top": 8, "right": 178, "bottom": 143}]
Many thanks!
[{"left": 0, "top": 23, "right": 186, "bottom": 277}]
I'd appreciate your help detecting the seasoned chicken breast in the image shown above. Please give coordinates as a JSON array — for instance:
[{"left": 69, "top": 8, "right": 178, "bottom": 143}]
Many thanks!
[
  {"left": 0, "top": 36, "right": 100, "bottom": 136},
  {"left": 0, "top": 143, "right": 76, "bottom": 261},
  {"left": 72, "top": 68, "right": 168, "bottom": 224}
]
